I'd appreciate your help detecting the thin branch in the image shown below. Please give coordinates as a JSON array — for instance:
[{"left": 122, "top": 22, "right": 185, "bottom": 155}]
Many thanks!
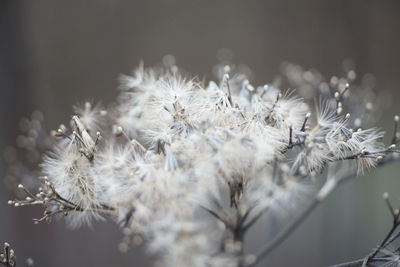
[
  {"left": 391, "top": 115, "right": 399, "bottom": 145},
  {"left": 246, "top": 198, "right": 319, "bottom": 267},
  {"left": 245, "top": 156, "right": 399, "bottom": 266},
  {"left": 288, "top": 126, "right": 293, "bottom": 147},
  {"left": 242, "top": 206, "right": 270, "bottom": 233},
  {"left": 199, "top": 204, "right": 233, "bottom": 230},
  {"left": 362, "top": 209, "right": 400, "bottom": 265},
  {"left": 11, "top": 181, "right": 116, "bottom": 224},
  {"left": 329, "top": 257, "right": 390, "bottom": 267},
  {"left": 329, "top": 186, "right": 400, "bottom": 267}
]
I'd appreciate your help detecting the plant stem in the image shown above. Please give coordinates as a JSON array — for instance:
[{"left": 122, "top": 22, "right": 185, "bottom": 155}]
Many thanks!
[{"left": 246, "top": 198, "right": 319, "bottom": 267}]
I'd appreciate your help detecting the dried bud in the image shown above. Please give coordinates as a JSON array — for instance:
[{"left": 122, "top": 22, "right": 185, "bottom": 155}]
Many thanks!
[
  {"left": 112, "top": 125, "right": 123, "bottom": 136},
  {"left": 334, "top": 92, "right": 340, "bottom": 99}
]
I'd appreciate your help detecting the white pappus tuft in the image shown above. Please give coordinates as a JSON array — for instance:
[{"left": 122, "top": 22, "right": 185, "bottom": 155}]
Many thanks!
[{"left": 9, "top": 60, "right": 400, "bottom": 267}]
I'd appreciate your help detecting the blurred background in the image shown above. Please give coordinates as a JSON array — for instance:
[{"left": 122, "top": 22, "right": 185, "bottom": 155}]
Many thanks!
[{"left": 1, "top": 0, "right": 400, "bottom": 266}]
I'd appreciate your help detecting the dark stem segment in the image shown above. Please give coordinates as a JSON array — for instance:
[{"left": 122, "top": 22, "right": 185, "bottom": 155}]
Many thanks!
[
  {"left": 234, "top": 210, "right": 255, "bottom": 267},
  {"left": 233, "top": 220, "right": 245, "bottom": 258},
  {"left": 329, "top": 257, "right": 390, "bottom": 267},
  {"left": 361, "top": 205, "right": 400, "bottom": 266},
  {"left": 5, "top": 245, "right": 10, "bottom": 267},
  {"left": 0, "top": 243, "right": 16, "bottom": 267},
  {"left": 391, "top": 117, "right": 398, "bottom": 145}
]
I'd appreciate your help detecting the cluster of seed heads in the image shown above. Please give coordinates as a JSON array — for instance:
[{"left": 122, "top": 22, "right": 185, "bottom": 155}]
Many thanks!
[{"left": 5, "top": 60, "right": 400, "bottom": 267}]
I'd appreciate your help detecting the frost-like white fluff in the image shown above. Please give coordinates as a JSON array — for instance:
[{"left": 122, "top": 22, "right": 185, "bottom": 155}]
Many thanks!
[
  {"left": 25, "top": 62, "right": 389, "bottom": 266},
  {"left": 42, "top": 139, "right": 102, "bottom": 227}
]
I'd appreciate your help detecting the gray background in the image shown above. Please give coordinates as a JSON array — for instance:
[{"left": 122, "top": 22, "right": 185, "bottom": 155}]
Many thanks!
[{"left": 1, "top": 0, "right": 400, "bottom": 266}]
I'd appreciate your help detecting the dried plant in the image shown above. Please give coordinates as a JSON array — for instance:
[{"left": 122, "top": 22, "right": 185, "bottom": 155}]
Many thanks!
[
  {"left": 0, "top": 242, "right": 34, "bottom": 267},
  {"left": 6, "top": 59, "right": 400, "bottom": 266},
  {"left": 0, "top": 242, "right": 16, "bottom": 267},
  {"left": 332, "top": 193, "right": 400, "bottom": 267}
]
